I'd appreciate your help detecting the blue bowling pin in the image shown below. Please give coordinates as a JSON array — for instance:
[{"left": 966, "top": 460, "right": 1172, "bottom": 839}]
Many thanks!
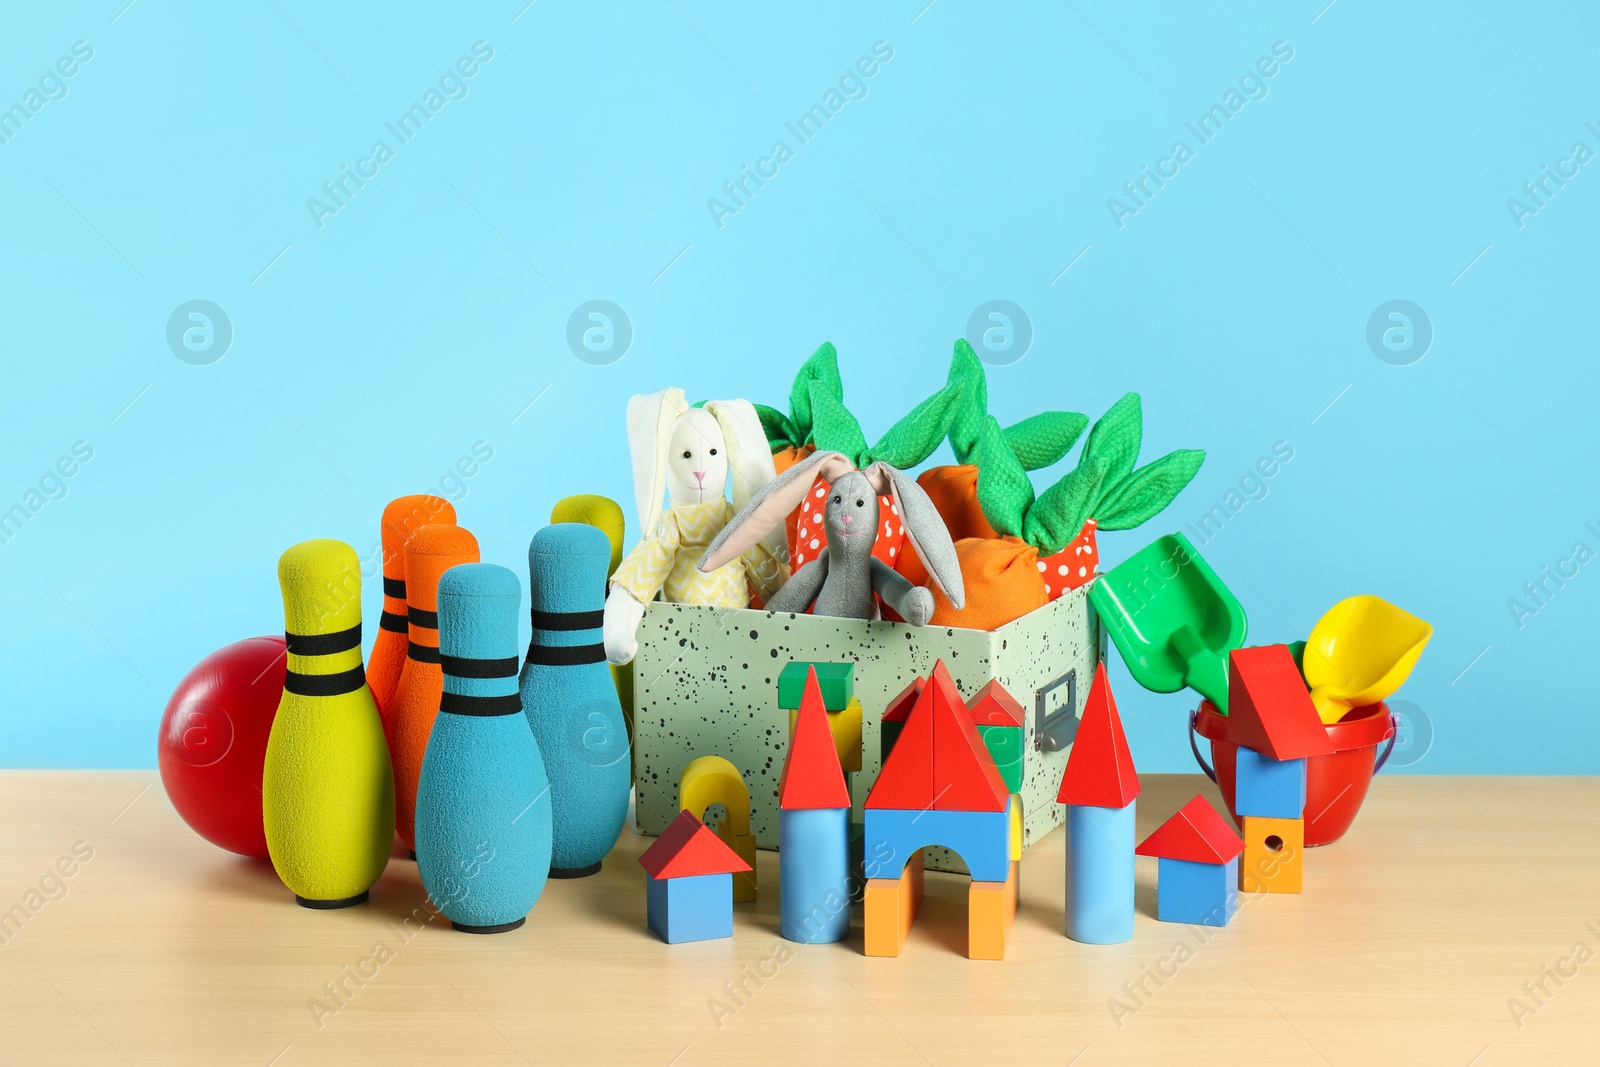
[
  {"left": 519, "top": 523, "right": 631, "bottom": 877},
  {"left": 415, "top": 563, "right": 552, "bottom": 932}
]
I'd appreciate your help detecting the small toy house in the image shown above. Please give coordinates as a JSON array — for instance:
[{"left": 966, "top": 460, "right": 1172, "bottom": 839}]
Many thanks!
[
  {"left": 967, "top": 679, "right": 1025, "bottom": 793},
  {"left": 781, "top": 660, "right": 862, "bottom": 772},
  {"left": 863, "top": 661, "right": 1017, "bottom": 960},
  {"left": 1057, "top": 663, "right": 1139, "bottom": 944},
  {"left": 1136, "top": 795, "right": 1244, "bottom": 927},
  {"left": 779, "top": 667, "right": 852, "bottom": 944},
  {"left": 677, "top": 755, "right": 759, "bottom": 903},
  {"left": 639, "top": 810, "right": 752, "bottom": 944},
  {"left": 1227, "top": 645, "right": 1334, "bottom": 894}
]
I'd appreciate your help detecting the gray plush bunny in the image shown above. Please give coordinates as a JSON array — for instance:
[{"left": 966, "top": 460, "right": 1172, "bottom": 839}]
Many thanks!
[{"left": 698, "top": 450, "right": 965, "bottom": 625}]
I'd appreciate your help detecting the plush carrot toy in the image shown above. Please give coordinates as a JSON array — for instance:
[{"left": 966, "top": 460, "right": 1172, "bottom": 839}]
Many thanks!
[{"left": 900, "top": 395, "right": 1204, "bottom": 630}]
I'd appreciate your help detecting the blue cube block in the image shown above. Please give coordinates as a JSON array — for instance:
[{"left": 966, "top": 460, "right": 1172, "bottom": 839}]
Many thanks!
[
  {"left": 1155, "top": 857, "right": 1238, "bottom": 926},
  {"left": 1234, "top": 748, "right": 1306, "bottom": 819},
  {"left": 646, "top": 873, "right": 733, "bottom": 943}
]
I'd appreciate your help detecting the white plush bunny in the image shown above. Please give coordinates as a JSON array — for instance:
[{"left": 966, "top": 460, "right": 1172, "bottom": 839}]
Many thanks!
[{"left": 603, "top": 388, "right": 787, "bottom": 665}]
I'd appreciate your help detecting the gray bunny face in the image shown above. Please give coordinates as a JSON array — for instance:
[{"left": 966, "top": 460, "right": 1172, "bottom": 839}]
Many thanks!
[{"left": 822, "top": 471, "right": 880, "bottom": 556}]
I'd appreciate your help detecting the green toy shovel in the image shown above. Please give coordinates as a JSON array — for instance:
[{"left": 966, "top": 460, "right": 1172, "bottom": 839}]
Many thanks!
[{"left": 1088, "top": 532, "right": 1248, "bottom": 712}]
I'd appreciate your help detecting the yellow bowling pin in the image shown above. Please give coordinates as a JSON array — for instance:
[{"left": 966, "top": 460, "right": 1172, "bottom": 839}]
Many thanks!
[{"left": 263, "top": 539, "right": 395, "bottom": 908}]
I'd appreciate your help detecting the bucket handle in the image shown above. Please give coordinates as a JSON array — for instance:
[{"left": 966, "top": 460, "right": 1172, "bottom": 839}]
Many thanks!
[
  {"left": 1372, "top": 714, "right": 1399, "bottom": 774},
  {"left": 1188, "top": 708, "right": 1216, "bottom": 783}
]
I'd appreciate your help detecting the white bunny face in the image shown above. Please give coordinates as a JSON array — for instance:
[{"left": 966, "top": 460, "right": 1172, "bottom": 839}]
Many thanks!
[{"left": 665, "top": 407, "right": 729, "bottom": 508}]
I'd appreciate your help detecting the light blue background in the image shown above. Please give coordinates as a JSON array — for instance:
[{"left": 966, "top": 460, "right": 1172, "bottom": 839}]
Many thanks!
[{"left": 1, "top": 1, "right": 1591, "bottom": 772}]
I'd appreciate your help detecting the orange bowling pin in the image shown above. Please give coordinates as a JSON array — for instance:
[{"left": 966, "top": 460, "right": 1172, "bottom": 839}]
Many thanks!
[
  {"left": 388, "top": 523, "right": 479, "bottom": 851},
  {"left": 368, "top": 495, "right": 457, "bottom": 728}
]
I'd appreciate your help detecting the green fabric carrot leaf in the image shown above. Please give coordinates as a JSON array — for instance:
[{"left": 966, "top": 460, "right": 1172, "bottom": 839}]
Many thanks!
[
  {"left": 1003, "top": 411, "right": 1089, "bottom": 470},
  {"left": 971, "top": 413, "right": 1110, "bottom": 554},
  {"left": 972, "top": 415, "right": 1034, "bottom": 537},
  {"left": 973, "top": 392, "right": 1205, "bottom": 555},
  {"left": 946, "top": 339, "right": 990, "bottom": 463},
  {"left": 1082, "top": 391, "right": 1143, "bottom": 486},
  {"left": 1093, "top": 449, "right": 1207, "bottom": 530},
  {"left": 1024, "top": 455, "right": 1111, "bottom": 554},
  {"left": 810, "top": 378, "right": 964, "bottom": 470},
  {"left": 944, "top": 339, "right": 1087, "bottom": 469},
  {"left": 1069, "top": 392, "right": 1204, "bottom": 537},
  {"left": 753, "top": 342, "right": 842, "bottom": 451},
  {"left": 807, "top": 384, "right": 869, "bottom": 463}
]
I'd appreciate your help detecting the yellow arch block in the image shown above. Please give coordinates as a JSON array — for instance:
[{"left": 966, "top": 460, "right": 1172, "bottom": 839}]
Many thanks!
[{"left": 679, "top": 755, "right": 757, "bottom": 902}]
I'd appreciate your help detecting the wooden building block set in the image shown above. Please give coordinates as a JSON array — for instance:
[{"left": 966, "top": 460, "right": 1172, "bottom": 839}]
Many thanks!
[{"left": 157, "top": 340, "right": 1434, "bottom": 959}]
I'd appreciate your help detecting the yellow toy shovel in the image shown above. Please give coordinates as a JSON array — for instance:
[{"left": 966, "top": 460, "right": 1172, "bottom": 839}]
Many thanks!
[{"left": 1303, "top": 595, "right": 1432, "bottom": 723}]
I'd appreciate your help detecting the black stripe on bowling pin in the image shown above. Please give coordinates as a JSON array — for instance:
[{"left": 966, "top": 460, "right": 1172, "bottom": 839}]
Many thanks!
[
  {"left": 439, "top": 653, "right": 522, "bottom": 717},
  {"left": 408, "top": 606, "right": 440, "bottom": 662},
  {"left": 284, "top": 623, "right": 366, "bottom": 696},
  {"left": 525, "top": 607, "right": 606, "bottom": 666},
  {"left": 380, "top": 577, "right": 408, "bottom": 633}
]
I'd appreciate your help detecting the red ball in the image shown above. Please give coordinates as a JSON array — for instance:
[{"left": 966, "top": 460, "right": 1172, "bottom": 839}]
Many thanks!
[{"left": 158, "top": 636, "right": 286, "bottom": 858}]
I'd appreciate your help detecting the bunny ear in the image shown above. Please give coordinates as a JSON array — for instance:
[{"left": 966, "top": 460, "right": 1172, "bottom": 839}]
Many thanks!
[
  {"left": 702, "top": 399, "right": 777, "bottom": 512},
  {"left": 705, "top": 398, "right": 787, "bottom": 565},
  {"left": 870, "top": 463, "right": 966, "bottom": 610},
  {"left": 627, "top": 388, "right": 689, "bottom": 533},
  {"left": 700, "top": 450, "right": 855, "bottom": 573}
]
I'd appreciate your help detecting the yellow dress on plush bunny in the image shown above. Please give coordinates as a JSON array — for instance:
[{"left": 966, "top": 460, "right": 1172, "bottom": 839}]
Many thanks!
[{"left": 603, "top": 389, "right": 788, "bottom": 666}]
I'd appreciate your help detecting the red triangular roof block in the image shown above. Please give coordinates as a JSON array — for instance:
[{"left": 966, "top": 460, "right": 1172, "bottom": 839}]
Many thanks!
[
  {"left": 865, "top": 675, "right": 935, "bottom": 810},
  {"left": 1135, "top": 795, "right": 1243, "bottom": 864},
  {"left": 867, "top": 661, "right": 1009, "bottom": 812},
  {"left": 1226, "top": 645, "right": 1336, "bottom": 760},
  {"left": 929, "top": 663, "right": 1009, "bottom": 811},
  {"left": 967, "top": 679, "right": 1024, "bottom": 727},
  {"left": 882, "top": 677, "right": 925, "bottom": 723},
  {"left": 1057, "top": 663, "right": 1139, "bottom": 808},
  {"left": 780, "top": 667, "right": 850, "bottom": 810},
  {"left": 639, "top": 810, "right": 752, "bottom": 879}
]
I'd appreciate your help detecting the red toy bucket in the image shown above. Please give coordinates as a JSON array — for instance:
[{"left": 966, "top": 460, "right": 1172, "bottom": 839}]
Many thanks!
[{"left": 1190, "top": 700, "right": 1396, "bottom": 846}]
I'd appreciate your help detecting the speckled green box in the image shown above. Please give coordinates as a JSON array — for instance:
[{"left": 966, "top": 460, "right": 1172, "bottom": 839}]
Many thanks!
[{"left": 630, "top": 584, "right": 1101, "bottom": 873}]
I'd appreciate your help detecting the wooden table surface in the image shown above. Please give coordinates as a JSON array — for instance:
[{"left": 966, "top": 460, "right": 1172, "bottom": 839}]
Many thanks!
[{"left": 0, "top": 772, "right": 1594, "bottom": 1066}]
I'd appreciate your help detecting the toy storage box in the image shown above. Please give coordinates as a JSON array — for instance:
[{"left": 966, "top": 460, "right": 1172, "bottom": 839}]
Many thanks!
[{"left": 631, "top": 585, "right": 1102, "bottom": 872}]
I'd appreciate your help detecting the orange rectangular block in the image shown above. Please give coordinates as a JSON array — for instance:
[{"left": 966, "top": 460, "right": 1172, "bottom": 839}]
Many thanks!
[
  {"left": 968, "top": 860, "right": 1019, "bottom": 961},
  {"left": 1240, "top": 815, "right": 1303, "bottom": 894},
  {"left": 863, "top": 849, "right": 924, "bottom": 957}
]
